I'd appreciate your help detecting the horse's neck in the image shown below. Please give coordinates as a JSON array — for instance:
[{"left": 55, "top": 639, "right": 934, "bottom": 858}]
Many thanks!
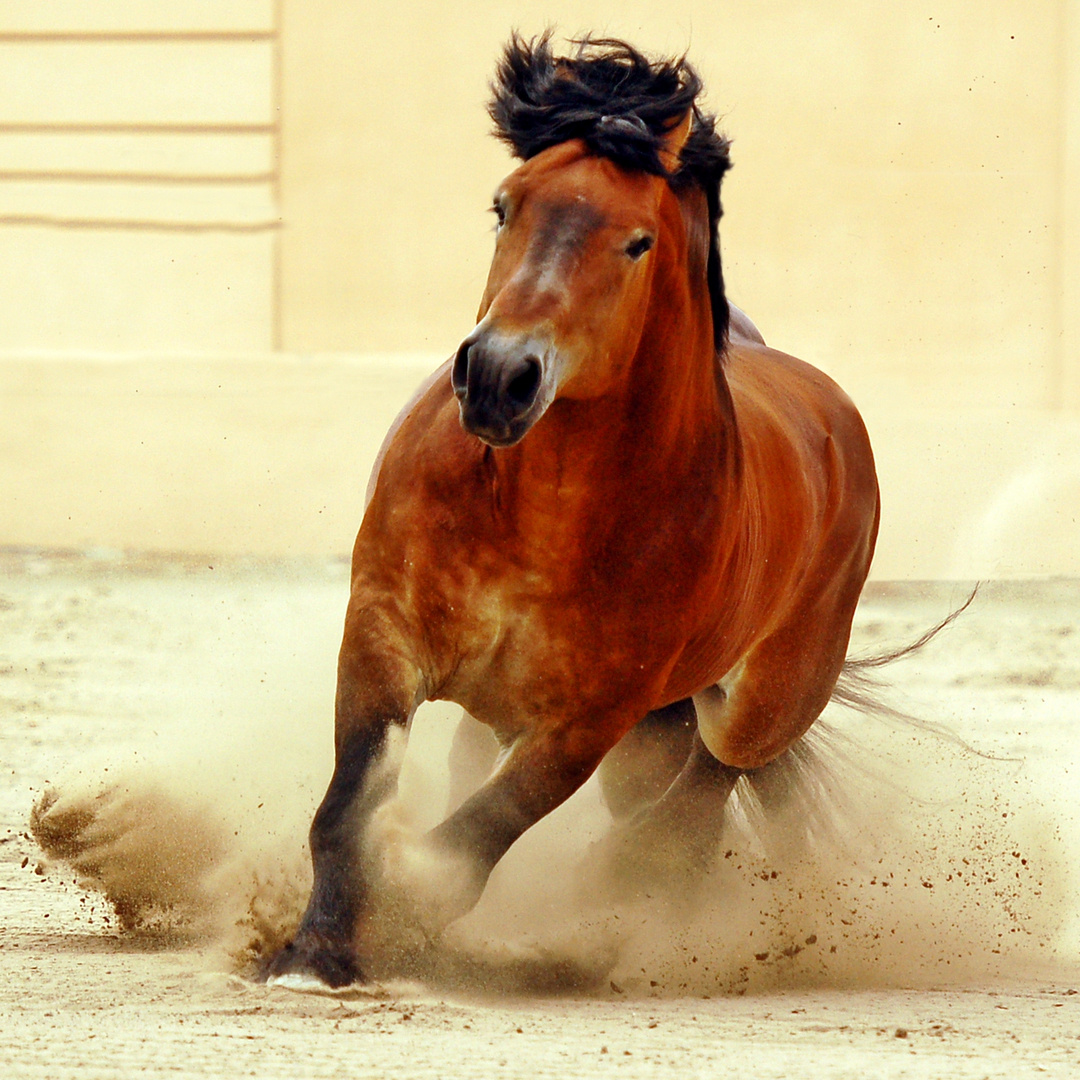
[
  {"left": 621, "top": 232, "right": 736, "bottom": 474},
  {"left": 631, "top": 184, "right": 739, "bottom": 472},
  {"left": 491, "top": 296, "right": 734, "bottom": 533}
]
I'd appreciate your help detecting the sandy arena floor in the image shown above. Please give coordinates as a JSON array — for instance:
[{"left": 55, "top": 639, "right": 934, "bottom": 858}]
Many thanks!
[{"left": 2, "top": 549, "right": 1080, "bottom": 1078}]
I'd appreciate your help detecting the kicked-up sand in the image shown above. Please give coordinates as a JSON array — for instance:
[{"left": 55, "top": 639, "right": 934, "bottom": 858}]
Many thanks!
[{"left": 2, "top": 549, "right": 1080, "bottom": 1077}]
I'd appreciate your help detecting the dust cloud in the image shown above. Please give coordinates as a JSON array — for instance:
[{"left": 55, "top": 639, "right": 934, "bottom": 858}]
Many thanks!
[
  {"left": 28, "top": 578, "right": 1079, "bottom": 997},
  {"left": 425, "top": 713, "right": 1074, "bottom": 997},
  {"left": 27, "top": 558, "right": 339, "bottom": 970},
  {"left": 21, "top": 570, "right": 1075, "bottom": 997}
]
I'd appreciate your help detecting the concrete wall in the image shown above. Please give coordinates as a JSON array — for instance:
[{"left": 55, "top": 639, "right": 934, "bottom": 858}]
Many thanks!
[{"left": 1, "top": 2, "right": 1078, "bottom": 577}]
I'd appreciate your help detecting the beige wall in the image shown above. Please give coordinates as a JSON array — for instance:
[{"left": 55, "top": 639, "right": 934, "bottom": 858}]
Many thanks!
[
  {"left": 279, "top": 1, "right": 1078, "bottom": 413},
  {"left": 2, "top": 355, "right": 1076, "bottom": 580},
  {"left": 1065, "top": 0, "right": 1080, "bottom": 409},
  {"left": 1, "top": 2, "right": 1078, "bottom": 577},
  {"left": 0, "top": 3, "right": 278, "bottom": 351}
]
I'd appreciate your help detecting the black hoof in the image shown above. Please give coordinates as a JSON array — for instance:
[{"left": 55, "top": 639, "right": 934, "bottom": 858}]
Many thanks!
[{"left": 261, "top": 936, "right": 361, "bottom": 989}]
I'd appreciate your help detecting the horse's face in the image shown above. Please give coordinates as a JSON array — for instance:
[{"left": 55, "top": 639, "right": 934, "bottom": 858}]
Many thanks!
[{"left": 452, "top": 137, "right": 680, "bottom": 447}]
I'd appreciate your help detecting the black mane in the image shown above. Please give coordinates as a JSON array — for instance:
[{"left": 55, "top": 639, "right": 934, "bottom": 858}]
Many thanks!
[{"left": 489, "top": 32, "right": 733, "bottom": 350}]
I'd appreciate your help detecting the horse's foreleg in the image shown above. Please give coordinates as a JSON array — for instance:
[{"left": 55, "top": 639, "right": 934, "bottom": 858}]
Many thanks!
[
  {"left": 266, "top": 728, "right": 391, "bottom": 988},
  {"left": 379, "top": 722, "right": 616, "bottom": 936},
  {"left": 265, "top": 619, "right": 420, "bottom": 989}
]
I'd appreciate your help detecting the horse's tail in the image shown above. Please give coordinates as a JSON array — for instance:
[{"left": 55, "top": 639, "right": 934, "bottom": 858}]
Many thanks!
[
  {"left": 829, "top": 585, "right": 984, "bottom": 745},
  {"left": 736, "top": 586, "right": 981, "bottom": 848},
  {"left": 833, "top": 586, "right": 977, "bottom": 712}
]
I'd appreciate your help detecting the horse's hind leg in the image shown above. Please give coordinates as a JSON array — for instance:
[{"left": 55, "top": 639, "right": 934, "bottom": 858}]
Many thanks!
[
  {"left": 596, "top": 699, "right": 697, "bottom": 821},
  {"left": 739, "top": 729, "right": 848, "bottom": 859},
  {"left": 587, "top": 726, "right": 741, "bottom": 903},
  {"left": 446, "top": 710, "right": 501, "bottom": 815}
]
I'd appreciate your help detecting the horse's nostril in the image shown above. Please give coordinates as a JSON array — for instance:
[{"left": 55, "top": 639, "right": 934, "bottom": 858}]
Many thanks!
[
  {"left": 506, "top": 358, "right": 541, "bottom": 406},
  {"left": 452, "top": 341, "right": 471, "bottom": 397}
]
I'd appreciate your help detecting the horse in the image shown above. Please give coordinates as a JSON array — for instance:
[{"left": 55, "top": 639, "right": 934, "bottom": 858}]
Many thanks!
[{"left": 266, "top": 34, "right": 880, "bottom": 989}]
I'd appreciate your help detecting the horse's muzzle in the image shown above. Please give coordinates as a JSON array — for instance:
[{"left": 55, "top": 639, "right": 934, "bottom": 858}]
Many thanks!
[{"left": 452, "top": 330, "right": 546, "bottom": 447}]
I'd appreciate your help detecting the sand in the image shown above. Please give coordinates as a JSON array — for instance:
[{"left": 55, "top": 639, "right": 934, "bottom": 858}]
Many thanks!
[{"left": 3, "top": 548, "right": 1080, "bottom": 1078}]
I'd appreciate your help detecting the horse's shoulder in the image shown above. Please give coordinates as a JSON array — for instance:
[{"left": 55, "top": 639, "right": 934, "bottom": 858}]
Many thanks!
[{"left": 364, "top": 357, "right": 455, "bottom": 508}]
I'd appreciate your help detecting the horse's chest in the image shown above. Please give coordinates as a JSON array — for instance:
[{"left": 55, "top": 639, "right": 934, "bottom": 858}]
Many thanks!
[
  {"left": 372, "top": 454, "right": 723, "bottom": 726},
  {"left": 403, "top": 529, "right": 700, "bottom": 731},
  {"left": 420, "top": 568, "right": 594, "bottom": 721}
]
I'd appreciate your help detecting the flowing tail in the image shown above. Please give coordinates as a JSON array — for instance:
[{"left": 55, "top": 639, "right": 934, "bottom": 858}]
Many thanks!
[
  {"left": 832, "top": 586, "right": 979, "bottom": 719},
  {"left": 828, "top": 586, "right": 1008, "bottom": 765},
  {"left": 737, "top": 586, "right": 983, "bottom": 842}
]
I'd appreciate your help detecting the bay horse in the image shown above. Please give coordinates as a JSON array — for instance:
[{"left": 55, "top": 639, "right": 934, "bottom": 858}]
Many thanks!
[{"left": 267, "top": 34, "right": 879, "bottom": 989}]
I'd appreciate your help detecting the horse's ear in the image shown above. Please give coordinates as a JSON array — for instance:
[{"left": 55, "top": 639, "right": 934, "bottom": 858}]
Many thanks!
[{"left": 657, "top": 109, "right": 693, "bottom": 173}]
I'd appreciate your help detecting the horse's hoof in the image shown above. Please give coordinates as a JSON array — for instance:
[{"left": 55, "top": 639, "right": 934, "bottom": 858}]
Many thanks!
[
  {"left": 266, "top": 971, "right": 330, "bottom": 993},
  {"left": 262, "top": 940, "right": 360, "bottom": 990}
]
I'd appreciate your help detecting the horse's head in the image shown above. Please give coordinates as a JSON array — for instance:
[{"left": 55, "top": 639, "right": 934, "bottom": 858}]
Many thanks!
[
  {"left": 452, "top": 35, "right": 731, "bottom": 448},
  {"left": 453, "top": 117, "right": 691, "bottom": 447}
]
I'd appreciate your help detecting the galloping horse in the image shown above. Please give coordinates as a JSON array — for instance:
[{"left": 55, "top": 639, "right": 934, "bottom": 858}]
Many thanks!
[{"left": 267, "top": 35, "right": 879, "bottom": 989}]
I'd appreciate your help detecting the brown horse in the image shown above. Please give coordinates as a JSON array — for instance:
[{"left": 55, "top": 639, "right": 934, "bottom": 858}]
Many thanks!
[{"left": 267, "top": 35, "right": 879, "bottom": 989}]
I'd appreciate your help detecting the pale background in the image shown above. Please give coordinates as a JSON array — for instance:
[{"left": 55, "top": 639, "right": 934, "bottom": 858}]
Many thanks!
[{"left": 0, "top": 0, "right": 1077, "bottom": 578}]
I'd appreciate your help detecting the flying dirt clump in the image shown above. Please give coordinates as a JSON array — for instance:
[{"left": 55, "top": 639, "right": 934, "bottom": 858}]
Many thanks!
[{"left": 31, "top": 779, "right": 229, "bottom": 934}]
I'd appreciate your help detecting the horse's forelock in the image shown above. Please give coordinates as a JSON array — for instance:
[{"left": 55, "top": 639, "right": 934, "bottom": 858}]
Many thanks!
[{"left": 489, "top": 33, "right": 704, "bottom": 175}]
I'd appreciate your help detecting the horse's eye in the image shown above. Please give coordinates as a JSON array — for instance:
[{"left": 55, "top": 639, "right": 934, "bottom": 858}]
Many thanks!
[{"left": 625, "top": 235, "right": 655, "bottom": 261}]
